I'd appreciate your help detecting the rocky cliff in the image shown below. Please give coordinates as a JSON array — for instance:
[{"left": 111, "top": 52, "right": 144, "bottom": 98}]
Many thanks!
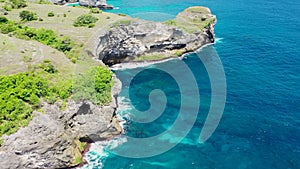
[
  {"left": 79, "top": 0, "right": 113, "bottom": 9},
  {"left": 0, "top": 6, "right": 216, "bottom": 169},
  {"left": 0, "top": 76, "right": 122, "bottom": 168},
  {"left": 95, "top": 6, "right": 216, "bottom": 65}
]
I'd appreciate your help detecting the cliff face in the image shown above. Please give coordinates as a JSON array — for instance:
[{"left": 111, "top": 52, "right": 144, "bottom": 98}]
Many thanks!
[
  {"left": 0, "top": 76, "right": 122, "bottom": 169},
  {"left": 95, "top": 6, "right": 216, "bottom": 65}
]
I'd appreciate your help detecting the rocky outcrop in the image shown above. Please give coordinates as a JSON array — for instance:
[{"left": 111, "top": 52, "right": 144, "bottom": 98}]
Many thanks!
[
  {"left": 46, "top": 0, "right": 113, "bottom": 9},
  {"left": 0, "top": 76, "right": 122, "bottom": 169},
  {"left": 79, "top": 0, "right": 113, "bottom": 9},
  {"left": 95, "top": 6, "right": 216, "bottom": 65}
]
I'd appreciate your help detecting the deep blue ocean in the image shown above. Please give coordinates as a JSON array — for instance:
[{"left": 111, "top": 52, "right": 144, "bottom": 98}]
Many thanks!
[{"left": 83, "top": 0, "right": 300, "bottom": 168}]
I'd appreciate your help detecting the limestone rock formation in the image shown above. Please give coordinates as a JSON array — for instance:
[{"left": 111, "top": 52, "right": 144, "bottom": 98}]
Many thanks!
[
  {"left": 0, "top": 76, "right": 122, "bottom": 168},
  {"left": 95, "top": 6, "right": 216, "bottom": 65},
  {"left": 79, "top": 0, "right": 113, "bottom": 9}
]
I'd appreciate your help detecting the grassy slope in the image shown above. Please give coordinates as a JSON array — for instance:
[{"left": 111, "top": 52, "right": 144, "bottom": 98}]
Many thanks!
[
  {"left": 165, "top": 6, "right": 216, "bottom": 33},
  {"left": 2, "top": 3, "right": 123, "bottom": 44},
  {"left": 0, "top": 3, "right": 128, "bottom": 75},
  {"left": 0, "top": 34, "right": 75, "bottom": 75}
]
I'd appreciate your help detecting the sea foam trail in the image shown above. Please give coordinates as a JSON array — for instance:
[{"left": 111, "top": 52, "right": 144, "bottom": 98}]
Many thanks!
[
  {"left": 215, "top": 37, "right": 224, "bottom": 43},
  {"left": 81, "top": 137, "right": 128, "bottom": 169}
]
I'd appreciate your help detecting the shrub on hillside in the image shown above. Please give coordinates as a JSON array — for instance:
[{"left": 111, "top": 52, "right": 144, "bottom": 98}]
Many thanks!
[
  {"left": 0, "top": 18, "right": 78, "bottom": 62},
  {"left": 47, "top": 12, "right": 55, "bottom": 17},
  {"left": 72, "top": 66, "right": 113, "bottom": 105},
  {"left": 73, "top": 14, "right": 98, "bottom": 27},
  {"left": 0, "top": 69, "right": 73, "bottom": 137},
  {"left": 19, "top": 10, "right": 38, "bottom": 21},
  {"left": 0, "top": 16, "right": 8, "bottom": 23},
  {"left": 0, "top": 21, "right": 17, "bottom": 34},
  {"left": 3, "top": 4, "right": 13, "bottom": 11},
  {"left": 12, "top": 0, "right": 27, "bottom": 8},
  {"left": 90, "top": 8, "right": 102, "bottom": 14},
  {"left": 10, "top": 0, "right": 27, "bottom": 9},
  {"left": 38, "top": 60, "right": 58, "bottom": 74}
]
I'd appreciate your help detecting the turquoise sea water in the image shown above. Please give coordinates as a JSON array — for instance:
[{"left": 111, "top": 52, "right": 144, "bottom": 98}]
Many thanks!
[
  {"left": 84, "top": 0, "right": 300, "bottom": 168},
  {"left": 65, "top": 2, "right": 80, "bottom": 7}
]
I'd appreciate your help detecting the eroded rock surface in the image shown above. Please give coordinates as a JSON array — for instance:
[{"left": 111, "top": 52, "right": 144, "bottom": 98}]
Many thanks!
[
  {"left": 0, "top": 76, "right": 122, "bottom": 169},
  {"left": 95, "top": 6, "right": 216, "bottom": 65}
]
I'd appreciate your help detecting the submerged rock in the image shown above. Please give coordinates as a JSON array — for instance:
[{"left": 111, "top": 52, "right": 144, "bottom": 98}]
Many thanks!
[{"left": 94, "top": 6, "right": 216, "bottom": 65}]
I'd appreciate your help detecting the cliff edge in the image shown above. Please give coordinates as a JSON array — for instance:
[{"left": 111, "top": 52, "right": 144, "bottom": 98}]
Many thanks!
[
  {"left": 95, "top": 6, "right": 216, "bottom": 65},
  {"left": 0, "top": 76, "right": 122, "bottom": 168}
]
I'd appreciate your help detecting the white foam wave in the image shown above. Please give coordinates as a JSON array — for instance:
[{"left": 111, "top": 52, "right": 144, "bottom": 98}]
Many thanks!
[
  {"left": 81, "top": 96, "right": 132, "bottom": 168},
  {"left": 215, "top": 37, "right": 224, "bottom": 43},
  {"left": 81, "top": 137, "right": 128, "bottom": 169}
]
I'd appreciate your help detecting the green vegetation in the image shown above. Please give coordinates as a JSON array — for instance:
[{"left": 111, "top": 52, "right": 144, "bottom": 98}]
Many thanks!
[
  {"left": 0, "top": 19, "right": 17, "bottom": 33},
  {"left": 0, "top": 66, "right": 72, "bottom": 137},
  {"left": 117, "top": 13, "right": 127, "bottom": 16},
  {"left": 0, "top": 16, "right": 8, "bottom": 23},
  {"left": 134, "top": 54, "right": 169, "bottom": 61},
  {"left": 73, "top": 14, "right": 98, "bottom": 27},
  {"left": 73, "top": 66, "right": 113, "bottom": 105},
  {"left": 3, "top": 0, "right": 27, "bottom": 10},
  {"left": 3, "top": 4, "right": 12, "bottom": 11},
  {"left": 74, "top": 155, "right": 83, "bottom": 165},
  {"left": 88, "top": 23, "right": 95, "bottom": 28},
  {"left": 73, "top": 139, "right": 87, "bottom": 165},
  {"left": 186, "top": 6, "right": 211, "bottom": 13},
  {"left": 0, "top": 63, "right": 114, "bottom": 138},
  {"left": 38, "top": 0, "right": 52, "bottom": 4},
  {"left": 165, "top": 6, "right": 216, "bottom": 33},
  {"left": 0, "top": 63, "right": 113, "bottom": 137},
  {"left": 1, "top": 3, "right": 124, "bottom": 45},
  {"left": 164, "top": 20, "right": 177, "bottom": 26},
  {"left": 10, "top": 0, "right": 26, "bottom": 8},
  {"left": 47, "top": 11, "right": 55, "bottom": 17},
  {"left": 38, "top": 60, "right": 58, "bottom": 74},
  {"left": 90, "top": 8, "right": 102, "bottom": 14},
  {"left": 175, "top": 49, "right": 185, "bottom": 57},
  {"left": 0, "top": 17, "right": 78, "bottom": 61},
  {"left": 19, "top": 10, "right": 38, "bottom": 21},
  {"left": 204, "top": 18, "right": 215, "bottom": 29},
  {"left": 113, "top": 19, "right": 132, "bottom": 27},
  {"left": 78, "top": 141, "right": 87, "bottom": 152},
  {"left": 0, "top": 4, "right": 117, "bottom": 139}
]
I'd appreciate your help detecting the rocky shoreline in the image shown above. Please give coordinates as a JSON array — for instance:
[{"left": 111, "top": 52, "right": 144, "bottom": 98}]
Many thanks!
[
  {"left": 0, "top": 6, "right": 216, "bottom": 169},
  {"left": 110, "top": 42, "right": 215, "bottom": 70}
]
